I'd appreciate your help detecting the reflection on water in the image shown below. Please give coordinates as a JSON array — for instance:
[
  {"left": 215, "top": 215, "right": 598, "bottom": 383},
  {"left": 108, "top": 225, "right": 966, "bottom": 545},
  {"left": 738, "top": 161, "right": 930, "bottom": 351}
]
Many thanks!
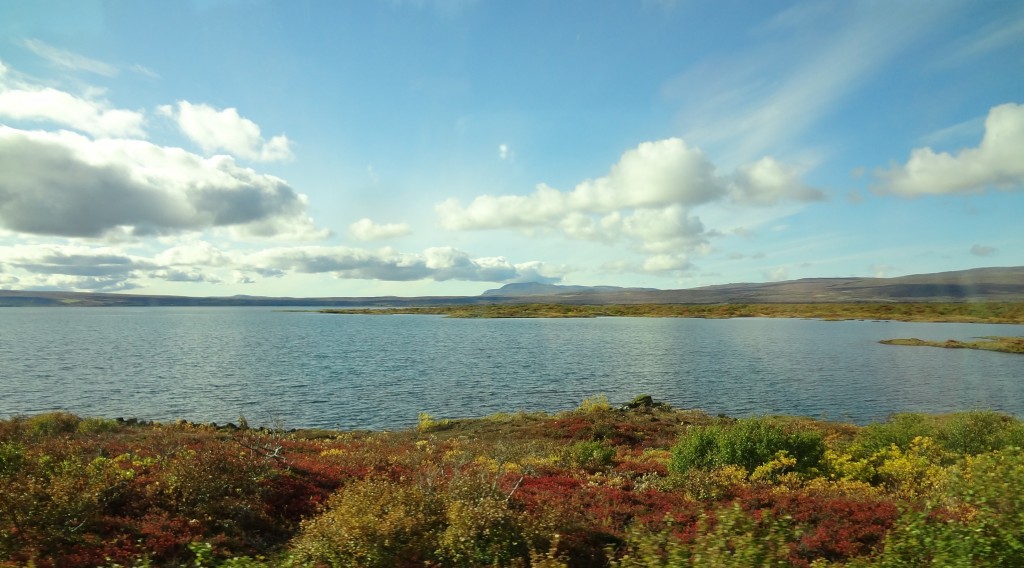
[{"left": 1, "top": 307, "right": 1022, "bottom": 429}]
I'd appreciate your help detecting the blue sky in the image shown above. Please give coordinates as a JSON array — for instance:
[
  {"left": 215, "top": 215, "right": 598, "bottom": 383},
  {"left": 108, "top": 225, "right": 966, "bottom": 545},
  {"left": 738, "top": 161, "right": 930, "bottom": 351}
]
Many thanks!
[{"left": 0, "top": 0, "right": 1021, "bottom": 297}]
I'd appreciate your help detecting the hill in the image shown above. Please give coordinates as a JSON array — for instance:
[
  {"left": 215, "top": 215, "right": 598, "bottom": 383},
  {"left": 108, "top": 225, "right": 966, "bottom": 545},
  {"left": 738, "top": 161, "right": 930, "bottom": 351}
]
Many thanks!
[{"left": 1, "top": 266, "right": 1021, "bottom": 307}]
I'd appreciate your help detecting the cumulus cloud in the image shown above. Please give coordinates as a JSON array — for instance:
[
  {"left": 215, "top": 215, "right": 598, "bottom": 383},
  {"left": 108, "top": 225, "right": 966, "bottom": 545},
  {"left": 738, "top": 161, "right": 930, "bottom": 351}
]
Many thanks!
[
  {"left": 970, "top": 244, "right": 996, "bottom": 257},
  {"left": 874, "top": 102, "right": 1024, "bottom": 195},
  {"left": 158, "top": 101, "right": 293, "bottom": 162},
  {"left": 0, "top": 126, "right": 321, "bottom": 239},
  {"left": 250, "top": 245, "right": 559, "bottom": 283},
  {"left": 437, "top": 138, "right": 819, "bottom": 272},
  {"left": 0, "top": 65, "right": 145, "bottom": 138},
  {"left": 349, "top": 218, "right": 413, "bottom": 241}
]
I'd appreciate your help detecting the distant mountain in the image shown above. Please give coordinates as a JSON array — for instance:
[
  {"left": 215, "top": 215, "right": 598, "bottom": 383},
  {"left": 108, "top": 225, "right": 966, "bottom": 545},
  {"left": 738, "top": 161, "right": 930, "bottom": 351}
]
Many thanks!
[
  {"left": 481, "top": 282, "right": 659, "bottom": 297},
  {"left": 1, "top": 266, "right": 1021, "bottom": 307},
  {"left": 479, "top": 267, "right": 1024, "bottom": 305}
]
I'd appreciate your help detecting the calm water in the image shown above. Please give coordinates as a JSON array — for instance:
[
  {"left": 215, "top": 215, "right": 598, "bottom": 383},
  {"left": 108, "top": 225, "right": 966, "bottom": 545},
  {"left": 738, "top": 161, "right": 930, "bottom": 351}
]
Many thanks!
[{"left": 1, "top": 307, "right": 1022, "bottom": 430}]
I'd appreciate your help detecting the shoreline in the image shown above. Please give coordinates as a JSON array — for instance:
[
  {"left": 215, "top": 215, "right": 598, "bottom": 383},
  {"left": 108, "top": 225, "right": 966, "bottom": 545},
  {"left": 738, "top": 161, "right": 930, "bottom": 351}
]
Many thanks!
[{"left": 319, "top": 302, "right": 1024, "bottom": 324}]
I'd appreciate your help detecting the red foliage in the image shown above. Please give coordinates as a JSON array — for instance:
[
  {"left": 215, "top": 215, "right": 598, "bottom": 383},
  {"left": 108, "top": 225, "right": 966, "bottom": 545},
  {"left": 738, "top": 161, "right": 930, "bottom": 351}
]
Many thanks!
[{"left": 733, "top": 487, "right": 900, "bottom": 566}]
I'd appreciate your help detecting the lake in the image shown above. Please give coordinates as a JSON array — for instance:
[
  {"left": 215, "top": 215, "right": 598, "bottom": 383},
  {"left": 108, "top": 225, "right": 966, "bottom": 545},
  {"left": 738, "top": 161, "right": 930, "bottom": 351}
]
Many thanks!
[{"left": 1, "top": 307, "right": 1022, "bottom": 430}]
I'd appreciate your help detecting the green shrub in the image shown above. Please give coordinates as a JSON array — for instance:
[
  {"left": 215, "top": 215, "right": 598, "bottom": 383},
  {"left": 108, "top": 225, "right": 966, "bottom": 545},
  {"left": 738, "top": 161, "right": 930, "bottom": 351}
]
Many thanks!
[
  {"left": 560, "top": 440, "right": 616, "bottom": 471},
  {"left": 78, "top": 416, "right": 121, "bottom": 435},
  {"left": 669, "top": 417, "right": 825, "bottom": 476},
  {"left": 855, "top": 414, "right": 936, "bottom": 457},
  {"left": 28, "top": 411, "right": 82, "bottom": 436},
  {"left": 0, "top": 441, "right": 24, "bottom": 477},
  {"left": 938, "top": 410, "right": 1024, "bottom": 456}
]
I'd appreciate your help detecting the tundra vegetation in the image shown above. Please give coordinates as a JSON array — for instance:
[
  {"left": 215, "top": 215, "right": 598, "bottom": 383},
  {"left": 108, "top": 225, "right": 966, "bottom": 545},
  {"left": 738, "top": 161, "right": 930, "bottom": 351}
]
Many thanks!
[
  {"left": 319, "top": 302, "right": 1024, "bottom": 324},
  {"left": 3, "top": 398, "right": 1024, "bottom": 567},
  {"left": 879, "top": 336, "right": 1024, "bottom": 354}
]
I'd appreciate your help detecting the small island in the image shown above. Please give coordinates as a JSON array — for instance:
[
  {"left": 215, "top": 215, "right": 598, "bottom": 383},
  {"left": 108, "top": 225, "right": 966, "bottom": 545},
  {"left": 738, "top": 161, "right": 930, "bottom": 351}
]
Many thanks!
[{"left": 880, "top": 336, "right": 1024, "bottom": 354}]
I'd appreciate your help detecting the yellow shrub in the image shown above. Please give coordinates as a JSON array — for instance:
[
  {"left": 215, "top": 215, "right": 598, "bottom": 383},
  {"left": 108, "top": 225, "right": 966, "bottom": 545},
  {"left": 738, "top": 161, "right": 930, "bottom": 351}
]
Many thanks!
[{"left": 873, "top": 436, "right": 950, "bottom": 499}]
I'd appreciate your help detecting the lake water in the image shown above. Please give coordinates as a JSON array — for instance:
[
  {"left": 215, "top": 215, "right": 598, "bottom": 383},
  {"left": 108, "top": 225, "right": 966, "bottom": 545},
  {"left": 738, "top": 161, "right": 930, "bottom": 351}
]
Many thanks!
[{"left": 1, "top": 307, "right": 1022, "bottom": 430}]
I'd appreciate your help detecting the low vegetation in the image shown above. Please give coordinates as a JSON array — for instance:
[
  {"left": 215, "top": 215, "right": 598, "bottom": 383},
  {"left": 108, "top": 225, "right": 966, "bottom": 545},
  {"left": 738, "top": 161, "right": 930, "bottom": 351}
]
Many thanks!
[
  {"left": 880, "top": 336, "right": 1024, "bottom": 354},
  {"left": 320, "top": 302, "right": 1024, "bottom": 323},
  {"left": 3, "top": 399, "right": 1024, "bottom": 566}
]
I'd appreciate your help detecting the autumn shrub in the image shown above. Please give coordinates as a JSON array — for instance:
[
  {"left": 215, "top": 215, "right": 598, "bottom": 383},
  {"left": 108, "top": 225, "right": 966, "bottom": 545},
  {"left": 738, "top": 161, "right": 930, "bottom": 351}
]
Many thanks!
[
  {"left": 669, "top": 417, "right": 825, "bottom": 476},
  {"left": 731, "top": 485, "right": 899, "bottom": 566},
  {"left": 290, "top": 477, "right": 444, "bottom": 567},
  {"left": 576, "top": 394, "right": 612, "bottom": 414},
  {"left": 870, "top": 436, "right": 950, "bottom": 499},
  {"left": 436, "top": 478, "right": 528, "bottom": 567}
]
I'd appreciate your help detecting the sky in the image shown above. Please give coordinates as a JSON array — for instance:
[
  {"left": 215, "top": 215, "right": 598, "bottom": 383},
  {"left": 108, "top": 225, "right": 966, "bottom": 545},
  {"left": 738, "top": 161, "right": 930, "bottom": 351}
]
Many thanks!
[{"left": 0, "top": 0, "right": 1022, "bottom": 298}]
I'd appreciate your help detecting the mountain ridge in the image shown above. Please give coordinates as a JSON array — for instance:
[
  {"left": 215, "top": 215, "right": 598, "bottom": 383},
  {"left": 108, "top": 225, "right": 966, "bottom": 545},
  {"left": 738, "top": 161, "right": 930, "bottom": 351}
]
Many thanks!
[{"left": 1, "top": 266, "right": 1022, "bottom": 307}]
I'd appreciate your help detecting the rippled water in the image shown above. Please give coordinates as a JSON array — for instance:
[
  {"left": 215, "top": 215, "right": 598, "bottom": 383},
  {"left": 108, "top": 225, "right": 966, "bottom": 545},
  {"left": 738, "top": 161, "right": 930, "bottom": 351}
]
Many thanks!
[{"left": 1, "top": 307, "right": 1022, "bottom": 429}]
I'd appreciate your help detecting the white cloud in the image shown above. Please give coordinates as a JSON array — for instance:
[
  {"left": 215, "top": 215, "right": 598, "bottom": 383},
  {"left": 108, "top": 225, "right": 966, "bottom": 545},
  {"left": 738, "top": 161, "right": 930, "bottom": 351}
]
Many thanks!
[
  {"left": 159, "top": 101, "right": 293, "bottom": 162},
  {"left": 874, "top": 102, "right": 1024, "bottom": 195},
  {"left": 22, "top": 39, "right": 119, "bottom": 76},
  {"left": 349, "top": 218, "right": 413, "bottom": 241},
  {"left": 642, "top": 254, "right": 692, "bottom": 273},
  {"left": 155, "top": 240, "right": 234, "bottom": 267},
  {"left": 0, "top": 126, "right": 320, "bottom": 239},
  {"left": 250, "top": 245, "right": 559, "bottom": 283},
  {"left": 498, "top": 143, "right": 510, "bottom": 160},
  {"left": 730, "top": 157, "right": 824, "bottom": 205},
  {"left": 0, "top": 70, "right": 145, "bottom": 138},
  {"left": 437, "top": 138, "right": 819, "bottom": 267}
]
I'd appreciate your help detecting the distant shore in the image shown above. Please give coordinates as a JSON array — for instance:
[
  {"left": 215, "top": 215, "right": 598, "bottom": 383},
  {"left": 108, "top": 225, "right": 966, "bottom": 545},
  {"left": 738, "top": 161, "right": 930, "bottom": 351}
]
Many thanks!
[{"left": 320, "top": 302, "right": 1024, "bottom": 324}]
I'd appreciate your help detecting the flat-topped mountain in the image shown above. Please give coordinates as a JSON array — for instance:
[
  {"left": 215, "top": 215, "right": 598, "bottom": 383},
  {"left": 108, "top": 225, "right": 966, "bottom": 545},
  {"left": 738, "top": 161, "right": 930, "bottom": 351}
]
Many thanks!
[{"left": 1, "top": 266, "right": 1021, "bottom": 307}]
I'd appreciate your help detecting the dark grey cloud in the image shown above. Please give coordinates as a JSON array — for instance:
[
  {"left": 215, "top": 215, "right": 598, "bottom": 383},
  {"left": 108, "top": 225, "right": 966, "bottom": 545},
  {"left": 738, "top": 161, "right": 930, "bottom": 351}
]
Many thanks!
[{"left": 0, "top": 127, "right": 321, "bottom": 239}]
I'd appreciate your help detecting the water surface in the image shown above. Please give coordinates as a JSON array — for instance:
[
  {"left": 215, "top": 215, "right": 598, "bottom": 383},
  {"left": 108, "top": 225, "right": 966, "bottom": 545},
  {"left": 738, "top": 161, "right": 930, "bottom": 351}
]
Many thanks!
[{"left": 1, "top": 307, "right": 1021, "bottom": 429}]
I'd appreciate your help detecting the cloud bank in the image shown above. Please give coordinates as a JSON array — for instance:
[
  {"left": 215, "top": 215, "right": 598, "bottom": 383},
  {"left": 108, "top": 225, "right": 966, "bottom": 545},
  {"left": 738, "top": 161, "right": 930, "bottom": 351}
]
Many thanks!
[{"left": 249, "top": 245, "right": 559, "bottom": 283}]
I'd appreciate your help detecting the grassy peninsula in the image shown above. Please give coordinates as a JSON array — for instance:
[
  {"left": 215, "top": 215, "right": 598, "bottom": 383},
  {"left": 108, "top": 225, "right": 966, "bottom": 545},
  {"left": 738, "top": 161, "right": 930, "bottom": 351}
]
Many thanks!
[
  {"left": 880, "top": 336, "right": 1024, "bottom": 354},
  {"left": 5, "top": 398, "right": 1024, "bottom": 567},
  {"left": 321, "top": 301, "right": 1024, "bottom": 323}
]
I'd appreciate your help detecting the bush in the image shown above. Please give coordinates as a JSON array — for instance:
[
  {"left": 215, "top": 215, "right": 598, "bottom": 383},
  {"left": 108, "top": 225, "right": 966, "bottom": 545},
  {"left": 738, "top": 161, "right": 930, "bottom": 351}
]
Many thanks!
[
  {"left": 560, "top": 440, "right": 616, "bottom": 471},
  {"left": 938, "top": 410, "right": 1024, "bottom": 456},
  {"left": 437, "top": 493, "right": 526, "bottom": 567},
  {"left": 855, "top": 413, "right": 935, "bottom": 457},
  {"left": 669, "top": 417, "right": 825, "bottom": 476},
  {"left": 576, "top": 395, "right": 612, "bottom": 414},
  {"left": 875, "top": 447, "right": 1024, "bottom": 566},
  {"left": 28, "top": 412, "right": 82, "bottom": 436},
  {"left": 290, "top": 478, "right": 443, "bottom": 567}
]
